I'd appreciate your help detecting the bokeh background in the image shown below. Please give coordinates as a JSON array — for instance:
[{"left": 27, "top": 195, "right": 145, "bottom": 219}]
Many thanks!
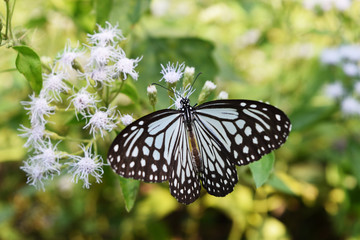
[{"left": 1, "top": 0, "right": 360, "bottom": 239}]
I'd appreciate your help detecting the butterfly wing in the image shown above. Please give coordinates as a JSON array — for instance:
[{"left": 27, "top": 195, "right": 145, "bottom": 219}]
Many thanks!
[
  {"left": 107, "top": 109, "right": 181, "bottom": 182},
  {"left": 107, "top": 109, "right": 201, "bottom": 204},
  {"left": 168, "top": 118, "right": 201, "bottom": 204},
  {"left": 192, "top": 118, "right": 238, "bottom": 197},
  {"left": 194, "top": 100, "right": 291, "bottom": 166}
]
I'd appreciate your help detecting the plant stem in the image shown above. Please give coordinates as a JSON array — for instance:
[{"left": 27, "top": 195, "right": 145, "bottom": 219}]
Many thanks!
[{"left": 48, "top": 131, "right": 92, "bottom": 143}]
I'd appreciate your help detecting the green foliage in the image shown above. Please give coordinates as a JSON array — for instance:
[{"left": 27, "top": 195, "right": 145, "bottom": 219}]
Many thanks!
[
  {"left": 13, "top": 46, "right": 43, "bottom": 94},
  {"left": 118, "top": 177, "right": 140, "bottom": 212},
  {"left": 95, "top": 0, "right": 151, "bottom": 33},
  {"left": 249, "top": 152, "right": 275, "bottom": 188}
]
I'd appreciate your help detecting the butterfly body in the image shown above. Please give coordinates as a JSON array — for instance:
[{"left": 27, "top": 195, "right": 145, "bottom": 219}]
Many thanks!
[{"left": 108, "top": 98, "right": 291, "bottom": 204}]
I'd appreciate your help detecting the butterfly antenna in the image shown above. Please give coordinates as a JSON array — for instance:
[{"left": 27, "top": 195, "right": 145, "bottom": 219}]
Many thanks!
[
  {"left": 191, "top": 72, "right": 202, "bottom": 89},
  {"left": 151, "top": 83, "right": 172, "bottom": 92}
]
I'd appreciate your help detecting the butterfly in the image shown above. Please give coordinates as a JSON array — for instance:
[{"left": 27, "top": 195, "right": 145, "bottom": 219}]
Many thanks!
[{"left": 107, "top": 87, "right": 291, "bottom": 205}]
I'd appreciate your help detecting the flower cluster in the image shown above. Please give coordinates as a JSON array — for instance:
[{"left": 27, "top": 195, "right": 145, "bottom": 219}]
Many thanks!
[
  {"left": 321, "top": 45, "right": 360, "bottom": 116},
  {"left": 19, "top": 22, "right": 142, "bottom": 190},
  {"left": 303, "top": 0, "right": 353, "bottom": 12}
]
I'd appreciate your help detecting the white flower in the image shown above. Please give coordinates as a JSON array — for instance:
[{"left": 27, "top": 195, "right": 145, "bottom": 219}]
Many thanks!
[
  {"left": 43, "top": 70, "right": 70, "bottom": 101},
  {"left": 20, "top": 160, "right": 48, "bottom": 190},
  {"left": 31, "top": 139, "right": 62, "bottom": 173},
  {"left": 83, "top": 107, "right": 118, "bottom": 138},
  {"left": 68, "top": 87, "right": 98, "bottom": 116},
  {"left": 236, "top": 29, "right": 261, "bottom": 48},
  {"left": 321, "top": 48, "right": 341, "bottom": 65},
  {"left": 87, "top": 21, "right": 125, "bottom": 46},
  {"left": 20, "top": 140, "right": 62, "bottom": 190},
  {"left": 151, "top": 0, "right": 170, "bottom": 17},
  {"left": 324, "top": 81, "right": 345, "bottom": 99},
  {"left": 341, "top": 97, "right": 360, "bottom": 116},
  {"left": 113, "top": 49, "right": 142, "bottom": 80},
  {"left": 174, "top": 97, "right": 182, "bottom": 110},
  {"left": 354, "top": 81, "right": 360, "bottom": 95},
  {"left": 171, "top": 85, "right": 195, "bottom": 110},
  {"left": 147, "top": 85, "right": 157, "bottom": 94},
  {"left": 56, "top": 40, "right": 85, "bottom": 72},
  {"left": 339, "top": 45, "right": 360, "bottom": 62},
  {"left": 83, "top": 65, "right": 114, "bottom": 86},
  {"left": 67, "top": 145, "right": 104, "bottom": 189},
  {"left": 120, "top": 114, "right": 134, "bottom": 126},
  {"left": 334, "top": 0, "right": 352, "bottom": 11},
  {"left": 343, "top": 62, "right": 359, "bottom": 77},
  {"left": 160, "top": 62, "right": 185, "bottom": 83},
  {"left": 86, "top": 44, "right": 118, "bottom": 67},
  {"left": 184, "top": 66, "right": 195, "bottom": 76},
  {"left": 18, "top": 123, "right": 47, "bottom": 149},
  {"left": 217, "top": 91, "right": 229, "bottom": 100},
  {"left": 21, "top": 93, "right": 55, "bottom": 125},
  {"left": 203, "top": 81, "right": 217, "bottom": 91}
]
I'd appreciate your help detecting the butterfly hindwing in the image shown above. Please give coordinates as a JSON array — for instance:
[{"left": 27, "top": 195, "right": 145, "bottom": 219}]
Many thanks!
[
  {"left": 194, "top": 100, "right": 291, "bottom": 166},
  {"left": 193, "top": 118, "right": 238, "bottom": 197},
  {"left": 168, "top": 119, "right": 201, "bottom": 204}
]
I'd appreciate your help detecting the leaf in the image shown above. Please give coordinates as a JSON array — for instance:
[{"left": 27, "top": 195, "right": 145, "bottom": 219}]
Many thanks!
[
  {"left": 267, "top": 174, "right": 295, "bottom": 195},
  {"left": 95, "top": 0, "right": 150, "bottom": 33},
  {"left": 13, "top": 45, "right": 43, "bottom": 94},
  {"left": 289, "top": 105, "right": 336, "bottom": 131},
  {"left": 348, "top": 139, "right": 360, "bottom": 183},
  {"left": 249, "top": 152, "right": 275, "bottom": 188},
  {"left": 94, "top": 0, "right": 113, "bottom": 25},
  {"left": 121, "top": 81, "right": 139, "bottom": 103},
  {"left": 118, "top": 176, "right": 140, "bottom": 211}
]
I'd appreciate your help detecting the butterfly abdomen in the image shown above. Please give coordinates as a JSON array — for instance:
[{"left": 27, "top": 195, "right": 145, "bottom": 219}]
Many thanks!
[{"left": 187, "top": 124, "right": 202, "bottom": 172}]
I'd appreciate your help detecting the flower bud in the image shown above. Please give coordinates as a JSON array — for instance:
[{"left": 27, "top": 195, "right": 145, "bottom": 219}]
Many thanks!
[
  {"left": 183, "top": 66, "right": 195, "bottom": 89},
  {"left": 147, "top": 85, "right": 157, "bottom": 110},
  {"left": 217, "top": 91, "right": 229, "bottom": 100},
  {"left": 198, "top": 81, "right": 217, "bottom": 104}
]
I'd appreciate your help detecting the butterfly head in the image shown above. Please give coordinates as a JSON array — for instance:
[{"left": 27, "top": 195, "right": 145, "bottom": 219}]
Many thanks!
[{"left": 180, "top": 97, "right": 190, "bottom": 109}]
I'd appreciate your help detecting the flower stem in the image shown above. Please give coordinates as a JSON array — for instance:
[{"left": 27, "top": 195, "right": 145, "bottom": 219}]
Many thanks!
[{"left": 48, "top": 131, "right": 92, "bottom": 143}]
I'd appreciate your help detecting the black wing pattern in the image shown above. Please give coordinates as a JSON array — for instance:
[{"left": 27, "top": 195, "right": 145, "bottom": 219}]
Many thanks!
[
  {"left": 107, "top": 109, "right": 201, "bottom": 204},
  {"left": 192, "top": 118, "right": 238, "bottom": 197},
  {"left": 108, "top": 98, "right": 291, "bottom": 205},
  {"left": 194, "top": 100, "right": 291, "bottom": 166}
]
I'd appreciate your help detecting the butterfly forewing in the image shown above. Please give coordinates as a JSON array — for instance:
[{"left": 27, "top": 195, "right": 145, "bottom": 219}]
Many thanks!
[
  {"left": 194, "top": 100, "right": 291, "bottom": 166},
  {"left": 107, "top": 109, "right": 202, "bottom": 204},
  {"left": 108, "top": 109, "right": 181, "bottom": 183}
]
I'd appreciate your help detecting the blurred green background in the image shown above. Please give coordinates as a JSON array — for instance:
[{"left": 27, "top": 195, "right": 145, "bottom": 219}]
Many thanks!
[{"left": 1, "top": 0, "right": 360, "bottom": 239}]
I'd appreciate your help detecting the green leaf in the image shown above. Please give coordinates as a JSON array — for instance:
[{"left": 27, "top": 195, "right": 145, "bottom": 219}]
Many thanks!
[
  {"left": 118, "top": 177, "right": 140, "bottom": 211},
  {"left": 267, "top": 174, "right": 295, "bottom": 195},
  {"left": 95, "top": 0, "right": 150, "bottom": 33},
  {"left": 249, "top": 152, "right": 275, "bottom": 188},
  {"left": 13, "top": 45, "right": 43, "bottom": 94},
  {"left": 121, "top": 81, "right": 139, "bottom": 103},
  {"left": 290, "top": 105, "right": 336, "bottom": 131},
  {"left": 94, "top": 0, "right": 113, "bottom": 25}
]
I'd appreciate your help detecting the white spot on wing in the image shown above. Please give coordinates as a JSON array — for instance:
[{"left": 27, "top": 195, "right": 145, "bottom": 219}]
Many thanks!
[
  {"left": 235, "top": 134, "right": 243, "bottom": 145},
  {"left": 113, "top": 144, "right": 119, "bottom": 152},
  {"left": 244, "top": 126, "right": 252, "bottom": 136},
  {"left": 151, "top": 164, "right": 158, "bottom": 172}
]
